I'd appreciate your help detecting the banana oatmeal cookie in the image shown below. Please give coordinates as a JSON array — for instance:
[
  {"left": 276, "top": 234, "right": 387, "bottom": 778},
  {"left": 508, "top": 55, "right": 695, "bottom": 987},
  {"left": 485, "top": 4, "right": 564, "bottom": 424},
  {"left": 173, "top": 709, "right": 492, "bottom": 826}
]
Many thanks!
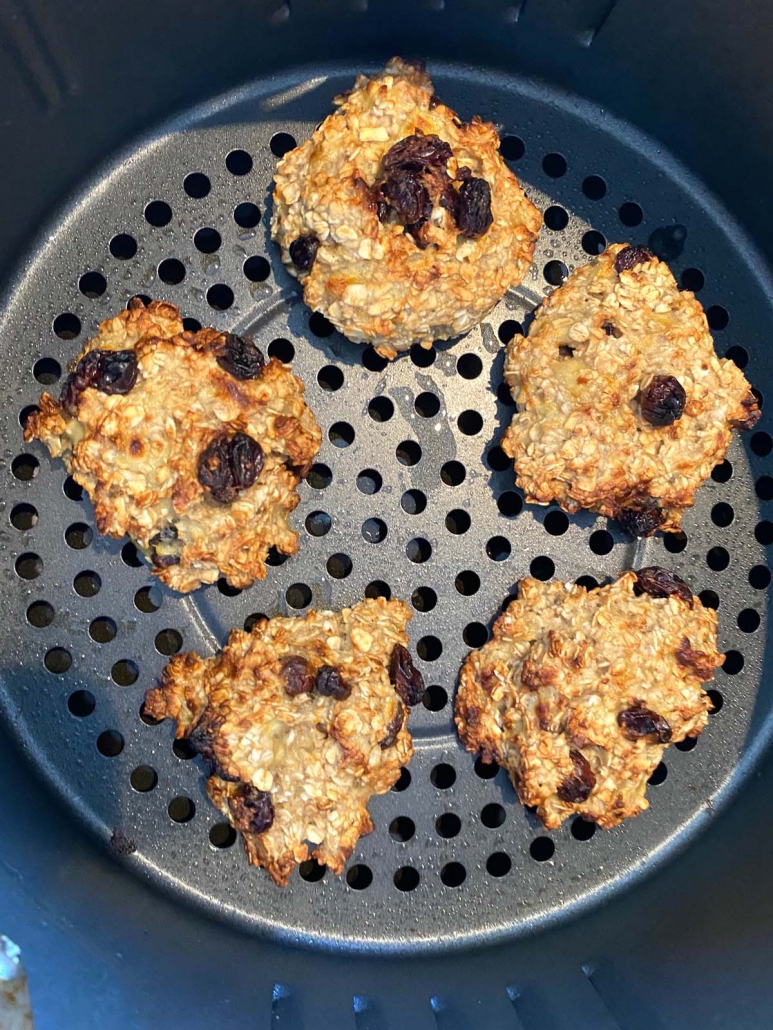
[
  {"left": 271, "top": 57, "right": 541, "bottom": 357},
  {"left": 455, "top": 570, "right": 723, "bottom": 830},
  {"left": 500, "top": 244, "right": 760, "bottom": 535},
  {"left": 25, "top": 298, "right": 321, "bottom": 592},
  {"left": 144, "top": 598, "right": 425, "bottom": 885}
]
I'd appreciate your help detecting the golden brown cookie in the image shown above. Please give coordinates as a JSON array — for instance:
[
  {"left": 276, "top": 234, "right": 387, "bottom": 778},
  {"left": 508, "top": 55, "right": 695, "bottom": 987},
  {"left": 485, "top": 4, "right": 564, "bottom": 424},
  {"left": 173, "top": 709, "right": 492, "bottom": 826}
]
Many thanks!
[
  {"left": 143, "top": 598, "right": 425, "bottom": 886},
  {"left": 271, "top": 57, "right": 541, "bottom": 357},
  {"left": 25, "top": 299, "right": 321, "bottom": 592},
  {"left": 455, "top": 570, "right": 723, "bottom": 830},
  {"left": 500, "top": 244, "right": 760, "bottom": 535}
]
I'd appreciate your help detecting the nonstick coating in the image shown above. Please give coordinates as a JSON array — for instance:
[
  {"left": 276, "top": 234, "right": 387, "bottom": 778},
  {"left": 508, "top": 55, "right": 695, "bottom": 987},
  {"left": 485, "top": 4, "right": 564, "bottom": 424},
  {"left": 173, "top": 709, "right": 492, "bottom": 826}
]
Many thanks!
[{"left": 0, "top": 62, "right": 771, "bottom": 953}]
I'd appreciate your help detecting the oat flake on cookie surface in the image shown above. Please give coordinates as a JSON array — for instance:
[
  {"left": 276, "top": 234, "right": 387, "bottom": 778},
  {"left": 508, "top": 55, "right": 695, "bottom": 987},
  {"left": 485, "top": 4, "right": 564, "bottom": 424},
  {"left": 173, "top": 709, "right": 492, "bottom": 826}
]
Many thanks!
[
  {"left": 25, "top": 298, "right": 321, "bottom": 593},
  {"left": 144, "top": 598, "right": 426, "bottom": 885},
  {"left": 455, "top": 569, "right": 723, "bottom": 830},
  {"left": 500, "top": 243, "right": 760, "bottom": 536},
  {"left": 271, "top": 57, "right": 541, "bottom": 357}
]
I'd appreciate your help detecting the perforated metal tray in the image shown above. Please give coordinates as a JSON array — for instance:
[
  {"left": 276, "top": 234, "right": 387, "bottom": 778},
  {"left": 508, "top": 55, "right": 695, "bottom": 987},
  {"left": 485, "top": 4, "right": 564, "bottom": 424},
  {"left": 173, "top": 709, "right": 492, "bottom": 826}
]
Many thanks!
[{"left": 1, "top": 61, "right": 771, "bottom": 954}]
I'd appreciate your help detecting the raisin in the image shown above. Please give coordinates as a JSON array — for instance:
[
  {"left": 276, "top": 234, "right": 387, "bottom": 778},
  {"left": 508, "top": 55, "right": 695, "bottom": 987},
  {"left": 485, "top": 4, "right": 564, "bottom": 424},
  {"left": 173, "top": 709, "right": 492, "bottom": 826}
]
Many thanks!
[
  {"left": 315, "top": 665, "right": 352, "bottom": 700},
  {"left": 614, "top": 245, "right": 653, "bottom": 273},
  {"left": 640, "top": 375, "right": 686, "bottom": 426},
  {"left": 289, "top": 234, "right": 320, "bottom": 272},
  {"left": 455, "top": 177, "right": 493, "bottom": 238},
  {"left": 618, "top": 704, "right": 672, "bottom": 743},
  {"left": 96, "top": 350, "right": 138, "bottom": 394},
  {"left": 380, "top": 703, "right": 405, "bottom": 749},
  {"left": 149, "top": 525, "right": 178, "bottom": 546},
  {"left": 556, "top": 749, "right": 596, "bottom": 803},
  {"left": 383, "top": 133, "right": 453, "bottom": 175},
  {"left": 428, "top": 93, "right": 442, "bottom": 109},
  {"left": 389, "top": 644, "right": 426, "bottom": 707},
  {"left": 149, "top": 524, "right": 181, "bottom": 568},
  {"left": 188, "top": 724, "right": 218, "bottom": 772},
  {"left": 377, "top": 200, "right": 391, "bottom": 224},
  {"left": 380, "top": 133, "right": 457, "bottom": 235},
  {"left": 197, "top": 431, "right": 264, "bottom": 503},
  {"left": 730, "top": 392, "right": 762, "bottom": 431},
  {"left": 60, "top": 348, "right": 138, "bottom": 414},
  {"left": 601, "top": 320, "right": 623, "bottom": 338},
  {"left": 676, "top": 637, "right": 718, "bottom": 679},
  {"left": 635, "top": 566, "right": 693, "bottom": 607},
  {"left": 216, "top": 334, "right": 265, "bottom": 380},
  {"left": 383, "top": 170, "right": 431, "bottom": 226},
  {"left": 229, "top": 785, "right": 274, "bottom": 834},
  {"left": 151, "top": 552, "right": 180, "bottom": 568},
  {"left": 616, "top": 506, "right": 666, "bottom": 538},
  {"left": 280, "top": 656, "right": 314, "bottom": 697},
  {"left": 558, "top": 345, "right": 574, "bottom": 358}
]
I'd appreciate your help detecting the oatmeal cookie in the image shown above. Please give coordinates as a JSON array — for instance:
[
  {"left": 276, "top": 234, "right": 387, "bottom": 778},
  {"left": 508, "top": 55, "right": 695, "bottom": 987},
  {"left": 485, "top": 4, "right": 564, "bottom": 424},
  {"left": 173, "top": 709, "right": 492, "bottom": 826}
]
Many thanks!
[
  {"left": 500, "top": 244, "right": 760, "bottom": 535},
  {"left": 25, "top": 298, "right": 321, "bottom": 592},
  {"left": 143, "top": 598, "right": 424, "bottom": 885},
  {"left": 271, "top": 57, "right": 541, "bottom": 357},
  {"left": 455, "top": 570, "right": 723, "bottom": 830}
]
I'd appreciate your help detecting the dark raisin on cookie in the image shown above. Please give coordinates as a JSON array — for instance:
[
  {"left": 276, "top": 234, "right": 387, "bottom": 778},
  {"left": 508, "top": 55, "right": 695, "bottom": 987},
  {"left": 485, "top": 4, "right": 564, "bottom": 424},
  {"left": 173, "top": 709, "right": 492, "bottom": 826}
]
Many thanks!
[
  {"left": 229, "top": 785, "right": 275, "bottom": 834},
  {"left": 217, "top": 334, "right": 265, "bottom": 380},
  {"left": 61, "top": 349, "right": 138, "bottom": 414},
  {"left": 614, "top": 245, "right": 654, "bottom": 273},
  {"left": 280, "top": 656, "right": 315, "bottom": 697},
  {"left": 455, "top": 177, "right": 493, "bottom": 238},
  {"left": 380, "top": 703, "right": 405, "bottom": 749},
  {"left": 616, "top": 505, "right": 666, "bottom": 538},
  {"left": 556, "top": 748, "right": 596, "bottom": 803},
  {"left": 289, "top": 234, "right": 320, "bottom": 272},
  {"left": 618, "top": 704, "right": 672, "bottom": 744},
  {"left": 389, "top": 644, "right": 426, "bottom": 707},
  {"left": 315, "top": 665, "right": 353, "bottom": 701},
  {"left": 634, "top": 566, "right": 694, "bottom": 607},
  {"left": 640, "top": 374, "right": 686, "bottom": 426},
  {"left": 197, "top": 431, "right": 264, "bottom": 504}
]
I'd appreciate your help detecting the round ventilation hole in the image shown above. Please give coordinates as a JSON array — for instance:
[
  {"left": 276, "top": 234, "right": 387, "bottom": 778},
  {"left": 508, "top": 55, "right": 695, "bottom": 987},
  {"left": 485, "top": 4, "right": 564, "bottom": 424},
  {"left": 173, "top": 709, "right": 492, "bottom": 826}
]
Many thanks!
[
  {"left": 144, "top": 200, "right": 172, "bottom": 227},
  {"left": 440, "top": 862, "right": 466, "bottom": 888},
  {"left": 389, "top": 816, "right": 415, "bottom": 842},
  {"left": 423, "top": 685, "right": 447, "bottom": 711},
  {"left": 27, "top": 600, "right": 54, "bottom": 628},
  {"left": 430, "top": 763, "right": 456, "bottom": 789},
  {"left": 209, "top": 823, "right": 237, "bottom": 849},
  {"left": 168, "top": 796, "right": 196, "bottom": 822},
  {"left": 571, "top": 818, "right": 596, "bottom": 841},
  {"left": 346, "top": 864, "right": 372, "bottom": 890},
  {"left": 394, "top": 866, "right": 420, "bottom": 892},
  {"left": 131, "top": 765, "right": 158, "bottom": 792},
  {"left": 299, "top": 859, "right": 326, "bottom": 881},
  {"left": 184, "top": 172, "right": 211, "bottom": 198},
  {"left": 529, "top": 837, "right": 555, "bottom": 862},
  {"left": 194, "top": 227, "right": 221, "bottom": 253},
  {"left": 441, "top": 460, "right": 466, "bottom": 486},
  {"left": 435, "top": 813, "right": 461, "bottom": 838},
  {"left": 365, "top": 580, "right": 391, "bottom": 601},
  {"left": 68, "top": 689, "right": 95, "bottom": 717},
  {"left": 74, "top": 570, "right": 101, "bottom": 597},
  {"left": 474, "top": 757, "right": 499, "bottom": 779},
  {"left": 234, "top": 202, "right": 260, "bottom": 228},
  {"left": 97, "top": 730, "right": 124, "bottom": 757},
  {"left": 226, "top": 149, "right": 253, "bottom": 175}
]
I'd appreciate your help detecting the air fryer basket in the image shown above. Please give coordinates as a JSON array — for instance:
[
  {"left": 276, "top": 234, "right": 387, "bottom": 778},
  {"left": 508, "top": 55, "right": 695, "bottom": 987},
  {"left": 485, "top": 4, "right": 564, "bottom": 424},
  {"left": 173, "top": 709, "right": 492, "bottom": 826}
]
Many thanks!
[{"left": 2, "top": 0, "right": 773, "bottom": 1026}]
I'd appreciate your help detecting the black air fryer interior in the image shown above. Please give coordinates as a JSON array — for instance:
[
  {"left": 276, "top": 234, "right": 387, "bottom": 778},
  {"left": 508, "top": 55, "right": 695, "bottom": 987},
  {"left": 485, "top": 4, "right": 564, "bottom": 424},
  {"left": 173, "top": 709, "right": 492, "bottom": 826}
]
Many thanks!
[{"left": 2, "top": 1, "right": 773, "bottom": 1026}]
